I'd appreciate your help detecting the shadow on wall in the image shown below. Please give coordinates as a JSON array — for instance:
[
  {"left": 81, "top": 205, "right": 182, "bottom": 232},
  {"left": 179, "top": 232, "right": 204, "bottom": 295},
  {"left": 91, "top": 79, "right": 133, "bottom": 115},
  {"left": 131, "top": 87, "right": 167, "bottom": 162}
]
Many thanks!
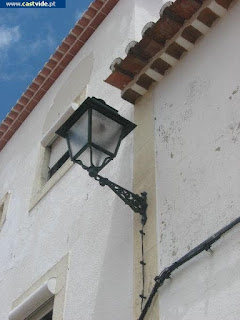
[
  {"left": 43, "top": 52, "right": 94, "bottom": 136},
  {"left": 91, "top": 145, "right": 134, "bottom": 320}
]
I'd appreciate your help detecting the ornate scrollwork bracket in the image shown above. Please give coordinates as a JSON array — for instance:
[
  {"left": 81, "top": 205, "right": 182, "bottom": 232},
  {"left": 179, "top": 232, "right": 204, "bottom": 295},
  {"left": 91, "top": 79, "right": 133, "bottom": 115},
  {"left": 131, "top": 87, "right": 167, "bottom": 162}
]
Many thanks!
[
  {"left": 94, "top": 174, "right": 147, "bottom": 225},
  {"left": 76, "top": 160, "right": 147, "bottom": 225}
]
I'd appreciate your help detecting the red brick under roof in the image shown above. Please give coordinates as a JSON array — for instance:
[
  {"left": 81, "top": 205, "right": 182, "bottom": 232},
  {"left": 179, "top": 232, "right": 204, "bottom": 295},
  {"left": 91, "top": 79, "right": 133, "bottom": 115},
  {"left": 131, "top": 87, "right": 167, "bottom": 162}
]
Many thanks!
[{"left": 0, "top": 0, "right": 119, "bottom": 152}]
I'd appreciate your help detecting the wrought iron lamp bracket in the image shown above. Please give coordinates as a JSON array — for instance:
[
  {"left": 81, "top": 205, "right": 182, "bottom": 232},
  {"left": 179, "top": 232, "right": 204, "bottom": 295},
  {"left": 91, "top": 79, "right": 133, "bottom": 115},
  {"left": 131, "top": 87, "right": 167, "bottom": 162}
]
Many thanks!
[
  {"left": 95, "top": 174, "right": 148, "bottom": 225},
  {"left": 75, "top": 160, "right": 147, "bottom": 225}
]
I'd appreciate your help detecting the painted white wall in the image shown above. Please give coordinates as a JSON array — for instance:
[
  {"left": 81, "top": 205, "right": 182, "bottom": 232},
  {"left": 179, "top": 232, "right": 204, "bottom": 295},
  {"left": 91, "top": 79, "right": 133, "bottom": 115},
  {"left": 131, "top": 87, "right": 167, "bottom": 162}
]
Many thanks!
[
  {"left": 0, "top": 1, "right": 162, "bottom": 319},
  {"left": 134, "top": 0, "right": 164, "bottom": 42},
  {"left": 154, "top": 2, "right": 240, "bottom": 319}
]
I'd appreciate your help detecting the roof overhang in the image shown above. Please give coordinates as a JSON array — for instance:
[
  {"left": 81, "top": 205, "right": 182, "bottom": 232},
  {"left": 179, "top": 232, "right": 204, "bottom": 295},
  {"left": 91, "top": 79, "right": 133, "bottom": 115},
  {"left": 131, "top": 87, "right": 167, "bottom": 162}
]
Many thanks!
[{"left": 105, "top": 0, "right": 235, "bottom": 104}]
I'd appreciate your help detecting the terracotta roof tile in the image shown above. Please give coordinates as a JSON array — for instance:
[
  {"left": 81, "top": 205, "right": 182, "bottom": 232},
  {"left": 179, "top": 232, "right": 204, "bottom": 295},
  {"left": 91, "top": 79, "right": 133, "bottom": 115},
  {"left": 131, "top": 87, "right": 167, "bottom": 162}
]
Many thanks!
[
  {"left": 0, "top": 123, "right": 8, "bottom": 132},
  {"left": 105, "top": 0, "right": 234, "bottom": 104},
  {"left": 106, "top": 71, "right": 132, "bottom": 90},
  {"left": 10, "top": 120, "right": 22, "bottom": 132},
  {"left": 130, "top": 37, "right": 164, "bottom": 60},
  {"left": 216, "top": 0, "right": 232, "bottom": 9},
  {"left": 69, "top": 41, "right": 84, "bottom": 56},
  {"left": 3, "top": 129, "right": 15, "bottom": 141},
  {"left": 79, "top": 27, "right": 95, "bottom": 42},
  {"left": 0, "top": 0, "right": 120, "bottom": 151},
  {"left": 17, "top": 110, "right": 30, "bottom": 122},
  {"left": 85, "top": 7, "right": 98, "bottom": 19},
  {"left": 14, "top": 104, "right": 24, "bottom": 113},
  {"left": 90, "top": 12, "right": 106, "bottom": 29},
  {"left": 25, "top": 100, "right": 38, "bottom": 113},
  {"left": 4, "top": 117, "right": 14, "bottom": 126},
  {"left": 58, "top": 42, "right": 70, "bottom": 53},
  {"left": 50, "top": 66, "right": 64, "bottom": 80},
  {"left": 32, "top": 89, "right": 46, "bottom": 102},
  {"left": 18, "top": 96, "right": 29, "bottom": 105},
  {"left": 45, "top": 59, "right": 58, "bottom": 69},
  {"left": 78, "top": 17, "right": 89, "bottom": 27},
  {"left": 59, "top": 54, "right": 74, "bottom": 68},
  {"left": 101, "top": 0, "right": 119, "bottom": 14},
  {"left": 92, "top": 0, "right": 104, "bottom": 10},
  {"left": 41, "top": 78, "right": 56, "bottom": 92},
  {"left": 169, "top": 0, "right": 203, "bottom": 20},
  {"left": 8, "top": 110, "right": 19, "bottom": 120},
  {"left": 24, "top": 89, "right": 35, "bottom": 99},
  {"left": 136, "top": 74, "right": 155, "bottom": 90},
  {"left": 71, "top": 25, "right": 84, "bottom": 36},
  {"left": 35, "top": 74, "right": 46, "bottom": 85},
  {"left": 198, "top": 8, "right": 219, "bottom": 26},
  {"left": 64, "top": 34, "right": 77, "bottom": 46},
  {"left": 0, "top": 140, "right": 7, "bottom": 150},
  {"left": 28, "top": 82, "right": 40, "bottom": 92},
  {"left": 122, "top": 88, "right": 141, "bottom": 104}
]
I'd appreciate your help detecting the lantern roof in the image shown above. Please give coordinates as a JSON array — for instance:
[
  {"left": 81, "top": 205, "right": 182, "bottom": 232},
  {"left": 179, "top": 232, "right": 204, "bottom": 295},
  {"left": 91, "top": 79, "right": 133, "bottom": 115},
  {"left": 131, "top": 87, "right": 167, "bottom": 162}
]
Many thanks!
[{"left": 56, "top": 97, "right": 136, "bottom": 140}]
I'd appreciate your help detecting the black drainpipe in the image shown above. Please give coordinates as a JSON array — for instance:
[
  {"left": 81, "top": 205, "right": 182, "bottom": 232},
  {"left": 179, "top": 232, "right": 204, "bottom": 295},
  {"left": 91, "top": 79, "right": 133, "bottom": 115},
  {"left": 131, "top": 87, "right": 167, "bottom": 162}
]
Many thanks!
[{"left": 138, "top": 215, "right": 240, "bottom": 320}]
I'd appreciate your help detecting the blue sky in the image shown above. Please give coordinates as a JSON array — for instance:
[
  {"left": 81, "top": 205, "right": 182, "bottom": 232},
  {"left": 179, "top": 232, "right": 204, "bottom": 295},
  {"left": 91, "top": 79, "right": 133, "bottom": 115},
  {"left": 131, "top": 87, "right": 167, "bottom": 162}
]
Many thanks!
[{"left": 0, "top": 0, "right": 92, "bottom": 122}]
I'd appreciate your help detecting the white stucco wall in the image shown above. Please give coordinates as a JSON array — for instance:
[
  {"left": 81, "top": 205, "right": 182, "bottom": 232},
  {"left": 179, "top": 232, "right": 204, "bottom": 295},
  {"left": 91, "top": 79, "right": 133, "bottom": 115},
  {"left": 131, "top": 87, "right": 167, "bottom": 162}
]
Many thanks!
[
  {"left": 154, "top": 2, "right": 240, "bottom": 319},
  {"left": 0, "top": 1, "right": 164, "bottom": 319}
]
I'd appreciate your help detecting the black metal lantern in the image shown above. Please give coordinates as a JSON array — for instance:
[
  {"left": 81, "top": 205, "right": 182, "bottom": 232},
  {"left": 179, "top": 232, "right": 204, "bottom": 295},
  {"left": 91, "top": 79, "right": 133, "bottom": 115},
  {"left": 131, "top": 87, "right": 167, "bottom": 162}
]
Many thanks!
[
  {"left": 56, "top": 97, "right": 136, "bottom": 176},
  {"left": 56, "top": 97, "right": 147, "bottom": 225}
]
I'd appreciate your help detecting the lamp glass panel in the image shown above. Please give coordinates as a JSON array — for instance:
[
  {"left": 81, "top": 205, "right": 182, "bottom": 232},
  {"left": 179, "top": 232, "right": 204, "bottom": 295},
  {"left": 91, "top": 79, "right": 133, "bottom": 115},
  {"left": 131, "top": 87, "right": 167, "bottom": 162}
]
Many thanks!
[
  {"left": 91, "top": 146, "right": 109, "bottom": 168},
  {"left": 76, "top": 147, "right": 91, "bottom": 168},
  {"left": 77, "top": 146, "right": 110, "bottom": 169},
  {"left": 91, "top": 109, "right": 123, "bottom": 155},
  {"left": 67, "top": 110, "right": 89, "bottom": 158}
]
